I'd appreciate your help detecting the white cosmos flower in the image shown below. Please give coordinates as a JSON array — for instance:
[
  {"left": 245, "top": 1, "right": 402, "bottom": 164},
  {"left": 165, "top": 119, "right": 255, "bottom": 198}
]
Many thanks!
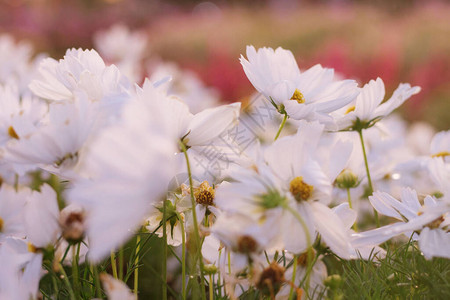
[
  {"left": 29, "top": 48, "right": 130, "bottom": 104},
  {"left": 68, "top": 93, "right": 178, "bottom": 263},
  {"left": 240, "top": 46, "right": 358, "bottom": 123},
  {"left": 334, "top": 77, "right": 420, "bottom": 131},
  {"left": 24, "top": 184, "right": 60, "bottom": 248},
  {"left": 137, "top": 79, "right": 240, "bottom": 148},
  {"left": 353, "top": 187, "right": 450, "bottom": 259},
  {"left": 5, "top": 93, "right": 97, "bottom": 178},
  {"left": 429, "top": 130, "right": 450, "bottom": 163},
  {"left": 216, "top": 121, "right": 353, "bottom": 257}
]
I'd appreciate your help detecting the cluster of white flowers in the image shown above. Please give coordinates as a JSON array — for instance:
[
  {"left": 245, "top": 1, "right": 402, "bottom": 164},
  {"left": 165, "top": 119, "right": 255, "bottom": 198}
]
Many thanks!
[{"left": 0, "top": 28, "right": 448, "bottom": 300}]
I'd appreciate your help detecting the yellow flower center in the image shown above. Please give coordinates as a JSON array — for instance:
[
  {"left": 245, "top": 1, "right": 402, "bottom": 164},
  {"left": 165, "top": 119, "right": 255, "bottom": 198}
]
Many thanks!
[
  {"left": 8, "top": 126, "right": 19, "bottom": 139},
  {"left": 0, "top": 217, "right": 4, "bottom": 232},
  {"left": 27, "top": 242, "right": 37, "bottom": 253},
  {"left": 194, "top": 181, "right": 215, "bottom": 206},
  {"left": 290, "top": 177, "right": 313, "bottom": 202},
  {"left": 431, "top": 151, "right": 450, "bottom": 158},
  {"left": 345, "top": 106, "right": 356, "bottom": 114},
  {"left": 290, "top": 89, "right": 305, "bottom": 104}
]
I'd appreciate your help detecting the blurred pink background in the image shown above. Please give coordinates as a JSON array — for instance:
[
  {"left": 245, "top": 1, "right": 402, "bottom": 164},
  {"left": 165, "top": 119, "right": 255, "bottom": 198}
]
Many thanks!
[{"left": 1, "top": 0, "right": 449, "bottom": 129}]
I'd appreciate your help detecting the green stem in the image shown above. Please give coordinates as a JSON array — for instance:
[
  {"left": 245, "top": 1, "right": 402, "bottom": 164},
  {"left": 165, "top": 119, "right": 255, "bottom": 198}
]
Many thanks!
[
  {"left": 72, "top": 243, "right": 81, "bottom": 298},
  {"left": 58, "top": 262, "right": 76, "bottom": 300},
  {"left": 178, "top": 213, "right": 187, "bottom": 300},
  {"left": 274, "top": 113, "right": 288, "bottom": 141},
  {"left": 283, "top": 204, "right": 313, "bottom": 297},
  {"left": 357, "top": 129, "right": 380, "bottom": 227},
  {"left": 347, "top": 188, "right": 358, "bottom": 232},
  {"left": 92, "top": 264, "right": 102, "bottom": 298},
  {"left": 134, "top": 234, "right": 141, "bottom": 298},
  {"left": 288, "top": 255, "right": 298, "bottom": 300},
  {"left": 118, "top": 247, "right": 124, "bottom": 281},
  {"left": 111, "top": 250, "right": 118, "bottom": 279},
  {"left": 209, "top": 274, "right": 214, "bottom": 300},
  {"left": 162, "top": 201, "right": 168, "bottom": 300},
  {"left": 180, "top": 142, "right": 207, "bottom": 300}
]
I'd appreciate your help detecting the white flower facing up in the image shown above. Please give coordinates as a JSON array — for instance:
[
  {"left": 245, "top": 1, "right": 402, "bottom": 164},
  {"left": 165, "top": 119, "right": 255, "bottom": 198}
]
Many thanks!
[
  {"left": 353, "top": 187, "right": 450, "bottom": 259},
  {"left": 334, "top": 77, "right": 421, "bottom": 131},
  {"left": 216, "top": 121, "right": 353, "bottom": 258},
  {"left": 240, "top": 46, "right": 359, "bottom": 124}
]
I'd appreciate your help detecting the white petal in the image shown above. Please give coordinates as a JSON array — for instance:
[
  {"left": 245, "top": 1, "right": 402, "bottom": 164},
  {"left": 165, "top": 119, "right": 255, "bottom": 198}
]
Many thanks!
[
  {"left": 310, "top": 202, "right": 352, "bottom": 259},
  {"left": 187, "top": 102, "right": 241, "bottom": 146}
]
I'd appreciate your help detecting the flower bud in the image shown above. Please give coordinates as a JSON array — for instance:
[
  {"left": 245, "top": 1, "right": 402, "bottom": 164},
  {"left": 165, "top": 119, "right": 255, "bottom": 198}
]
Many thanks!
[{"left": 336, "top": 169, "right": 359, "bottom": 189}]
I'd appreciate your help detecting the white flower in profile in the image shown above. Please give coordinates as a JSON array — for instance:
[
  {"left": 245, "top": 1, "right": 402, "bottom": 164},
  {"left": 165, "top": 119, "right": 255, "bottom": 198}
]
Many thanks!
[
  {"left": 29, "top": 48, "right": 130, "bottom": 103},
  {"left": 240, "top": 46, "right": 358, "bottom": 123},
  {"left": 100, "top": 273, "right": 135, "bottom": 300},
  {"left": 0, "top": 184, "right": 30, "bottom": 241},
  {"left": 334, "top": 78, "right": 420, "bottom": 131},
  {"left": 68, "top": 93, "right": 179, "bottom": 262},
  {"left": 353, "top": 187, "right": 449, "bottom": 259},
  {"left": 137, "top": 79, "right": 240, "bottom": 148},
  {"left": 0, "top": 237, "right": 43, "bottom": 300},
  {"left": 429, "top": 130, "right": 450, "bottom": 162},
  {"left": 24, "top": 184, "right": 60, "bottom": 248}
]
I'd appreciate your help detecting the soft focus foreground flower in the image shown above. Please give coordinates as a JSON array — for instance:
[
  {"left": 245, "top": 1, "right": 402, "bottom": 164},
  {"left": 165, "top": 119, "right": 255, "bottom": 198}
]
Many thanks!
[
  {"left": 240, "top": 46, "right": 359, "bottom": 124},
  {"left": 0, "top": 237, "right": 43, "bottom": 300},
  {"left": 24, "top": 184, "right": 60, "bottom": 248},
  {"left": 68, "top": 91, "right": 178, "bottom": 262},
  {"left": 100, "top": 273, "right": 135, "bottom": 300}
]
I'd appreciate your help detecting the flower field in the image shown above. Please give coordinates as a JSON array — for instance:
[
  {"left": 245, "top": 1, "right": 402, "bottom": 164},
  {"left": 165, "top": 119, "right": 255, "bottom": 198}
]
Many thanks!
[{"left": 0, "top": 1, "right": 449, "bottom": 299}]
